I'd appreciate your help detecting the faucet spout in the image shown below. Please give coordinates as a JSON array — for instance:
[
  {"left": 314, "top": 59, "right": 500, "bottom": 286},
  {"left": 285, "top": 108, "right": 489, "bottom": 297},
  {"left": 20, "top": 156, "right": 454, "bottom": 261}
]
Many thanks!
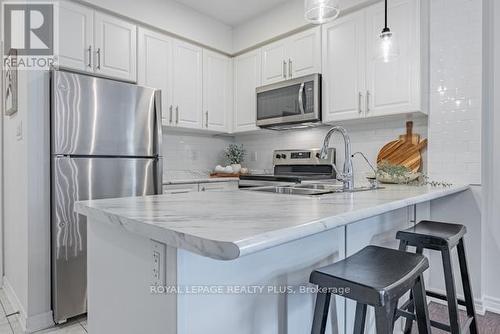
[{"left": 320, "top": 126, "right": 354, "bottom": 190}]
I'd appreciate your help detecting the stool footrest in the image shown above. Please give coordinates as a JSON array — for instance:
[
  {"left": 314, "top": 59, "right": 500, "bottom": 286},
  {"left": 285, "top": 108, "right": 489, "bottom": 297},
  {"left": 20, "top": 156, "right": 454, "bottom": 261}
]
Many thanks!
[{"left": 426, "top": 290, "right": 467, "bottom": 307}]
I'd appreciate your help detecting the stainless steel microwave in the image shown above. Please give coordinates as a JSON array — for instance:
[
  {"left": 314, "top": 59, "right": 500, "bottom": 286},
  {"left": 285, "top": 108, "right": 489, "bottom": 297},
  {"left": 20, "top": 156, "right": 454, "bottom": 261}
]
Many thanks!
[{"left": 256, "top": 73, "right": 321, "bottom": 129}]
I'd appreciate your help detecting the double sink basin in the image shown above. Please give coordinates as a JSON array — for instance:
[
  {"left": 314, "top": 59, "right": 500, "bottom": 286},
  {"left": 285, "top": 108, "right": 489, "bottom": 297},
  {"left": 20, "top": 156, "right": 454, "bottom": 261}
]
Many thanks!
[{"left": 246, "top": 183, "right": 383, "bottom": 196}]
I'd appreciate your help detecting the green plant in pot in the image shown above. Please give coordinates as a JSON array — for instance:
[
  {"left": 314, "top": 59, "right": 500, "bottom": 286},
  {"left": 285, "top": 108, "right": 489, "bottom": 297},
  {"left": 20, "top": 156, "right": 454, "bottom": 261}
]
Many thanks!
[{"left": 225, "top": 144, "right": 246, "bottom": 173}]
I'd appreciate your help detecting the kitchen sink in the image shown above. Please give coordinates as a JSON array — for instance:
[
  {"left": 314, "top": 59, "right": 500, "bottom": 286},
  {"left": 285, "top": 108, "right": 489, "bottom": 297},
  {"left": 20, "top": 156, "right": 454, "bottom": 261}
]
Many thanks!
[{"left": 245, "top": 183, "right": 384, "bottom": 196}]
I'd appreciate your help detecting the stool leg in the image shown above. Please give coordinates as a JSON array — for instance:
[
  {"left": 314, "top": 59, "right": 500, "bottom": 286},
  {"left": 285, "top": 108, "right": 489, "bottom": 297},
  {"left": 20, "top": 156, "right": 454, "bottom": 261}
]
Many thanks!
[
  {"left": 412, "top": 274, "right": 431, "bottom": 334},
  {"left": 375, "top": 303, "right": 394, "bottom": 334},
  {"left": 311, "top": 291, "right": 331, "bottom": 334},
  {"left": 442, "top": 247, "right": 461, "bottom": 334},
  {"left": 353, "top": 302, "right": 367, "bottom": 334},
  {"left": 400, "top": 244, "right": 423, "bottom": 334},
  {"left": 457, "top": 238, "right": 479, "bottom": 334}
]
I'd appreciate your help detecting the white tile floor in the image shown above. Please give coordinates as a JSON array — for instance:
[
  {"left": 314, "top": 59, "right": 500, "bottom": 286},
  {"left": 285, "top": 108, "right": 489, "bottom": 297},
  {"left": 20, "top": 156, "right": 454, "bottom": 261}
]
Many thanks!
[{"left": 0, "top": 289, "right": 87, "bottom": 334}]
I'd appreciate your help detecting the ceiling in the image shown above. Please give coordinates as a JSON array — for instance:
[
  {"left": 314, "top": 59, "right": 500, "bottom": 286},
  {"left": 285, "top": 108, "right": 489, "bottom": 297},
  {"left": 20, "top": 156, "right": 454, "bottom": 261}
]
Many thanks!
[{"left": 174, "top": 0, "right": 292, "bottom": 26}]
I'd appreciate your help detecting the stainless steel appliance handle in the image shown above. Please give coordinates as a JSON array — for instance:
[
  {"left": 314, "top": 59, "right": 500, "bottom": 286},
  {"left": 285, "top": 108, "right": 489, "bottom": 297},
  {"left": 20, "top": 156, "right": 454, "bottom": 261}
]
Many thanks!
[
  {"left": 298, "top": 83, "right": 305, "bottom": 114},
  {"left": 288, "top": 59, "right": 292, "bottom": 78},
  {"left": 366, "top": 91, "right": 370, "bottom": 113},
  {"left": 176, "top": 106, "right": 179, "bottom": 124},
  {"left": 205, "top": 111, "right": 209, "bottom": 128},
  {"left": 358, "top": 92, "right": 363, "bottom": 114},
  {"left": 169, "top": 105, "right": 173, "bottom": 124},
  {"left": 87, "top": 45, "right": 92, "bottom": 68},
  {"left": 96, "top": 48, "right": 101, "bottom": 70},
  {"left": 282, "top": 60, "right": 286, "bottom": 78}
]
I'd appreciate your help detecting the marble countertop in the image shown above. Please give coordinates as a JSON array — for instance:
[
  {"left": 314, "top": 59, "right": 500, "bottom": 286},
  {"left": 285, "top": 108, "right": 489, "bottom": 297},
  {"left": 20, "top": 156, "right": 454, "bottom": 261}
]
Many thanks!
[{"left": 75, "top": 184, "right": 469, "bottom": 261}]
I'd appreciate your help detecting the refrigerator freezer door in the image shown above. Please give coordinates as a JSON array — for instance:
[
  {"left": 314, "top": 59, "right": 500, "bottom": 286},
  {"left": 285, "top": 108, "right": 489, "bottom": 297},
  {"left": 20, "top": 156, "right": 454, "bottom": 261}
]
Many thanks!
[
  {"left": 51, "top": 156, "right": 161, "bottom": 322},
  {"left": 51, "top": 70, "right": 162, "bottom": 157}
]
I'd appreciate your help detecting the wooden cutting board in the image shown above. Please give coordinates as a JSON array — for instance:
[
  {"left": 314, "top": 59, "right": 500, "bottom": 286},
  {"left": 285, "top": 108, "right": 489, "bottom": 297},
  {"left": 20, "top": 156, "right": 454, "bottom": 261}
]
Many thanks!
[{"left": 377, "top": 121, "right": 428, "bottom": 172}]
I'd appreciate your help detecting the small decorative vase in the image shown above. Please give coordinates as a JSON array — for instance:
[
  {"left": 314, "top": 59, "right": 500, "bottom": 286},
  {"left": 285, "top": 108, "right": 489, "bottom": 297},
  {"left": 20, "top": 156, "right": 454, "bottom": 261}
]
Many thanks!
[{"left": 231, "top": 164, "right": 242, "bottom": 174}]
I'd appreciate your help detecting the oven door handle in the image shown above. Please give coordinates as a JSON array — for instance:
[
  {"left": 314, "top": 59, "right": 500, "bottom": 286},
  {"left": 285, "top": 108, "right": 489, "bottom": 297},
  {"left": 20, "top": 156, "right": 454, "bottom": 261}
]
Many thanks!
[{"left": 298, "top": 82, "right": 305, "bottom": 114}]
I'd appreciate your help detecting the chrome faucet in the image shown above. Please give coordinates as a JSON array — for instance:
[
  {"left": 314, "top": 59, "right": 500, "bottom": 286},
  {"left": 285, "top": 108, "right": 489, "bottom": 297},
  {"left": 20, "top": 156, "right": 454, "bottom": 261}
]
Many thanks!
[{"left": 320, "top": 126, "right": 354, "bottom": 191}]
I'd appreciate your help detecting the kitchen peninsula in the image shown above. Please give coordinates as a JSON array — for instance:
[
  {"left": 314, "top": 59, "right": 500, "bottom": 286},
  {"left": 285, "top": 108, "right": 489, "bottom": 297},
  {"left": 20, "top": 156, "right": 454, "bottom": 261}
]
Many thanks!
[{"left": 75, "top": 184, "right": 470, "bottom": 334}]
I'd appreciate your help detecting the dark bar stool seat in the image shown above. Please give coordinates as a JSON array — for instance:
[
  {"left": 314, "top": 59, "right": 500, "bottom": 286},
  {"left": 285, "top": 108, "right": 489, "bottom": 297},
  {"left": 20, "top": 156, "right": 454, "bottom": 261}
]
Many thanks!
[
  {"left": 310, "top": 245, "right": 431, "bottom": 334},
  {"left": 396, "top": 220, "right": 478, "bottom": 334}
]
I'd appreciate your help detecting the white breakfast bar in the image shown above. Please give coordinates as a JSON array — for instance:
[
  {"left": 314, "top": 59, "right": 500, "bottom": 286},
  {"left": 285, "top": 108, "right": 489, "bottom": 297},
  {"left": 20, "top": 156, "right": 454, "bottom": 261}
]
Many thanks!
[{"left": 74, "top": 184, "right": 470, "bottom": 334}]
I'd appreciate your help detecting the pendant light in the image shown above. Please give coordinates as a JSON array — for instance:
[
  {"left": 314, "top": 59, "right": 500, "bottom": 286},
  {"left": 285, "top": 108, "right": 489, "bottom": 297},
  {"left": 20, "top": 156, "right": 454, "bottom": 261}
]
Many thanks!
[
  {"left": 376, "top": 0, "right": 399, "bottom": 63},
  {"left": 304, "top": 0, "right": 340, "bottom": 24}
]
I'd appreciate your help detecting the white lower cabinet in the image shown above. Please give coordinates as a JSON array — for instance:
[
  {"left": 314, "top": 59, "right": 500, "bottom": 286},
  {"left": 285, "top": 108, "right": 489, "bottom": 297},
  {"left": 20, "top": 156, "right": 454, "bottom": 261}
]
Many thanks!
[
  {"left": 163, "top": 181, "right": 238, "bottom": 194},
  {"left": 233, "top": 49, "right": 261, "bottom": 133},
  {"left": 199, "top": 181, "right": 238, "bottom": 192}
]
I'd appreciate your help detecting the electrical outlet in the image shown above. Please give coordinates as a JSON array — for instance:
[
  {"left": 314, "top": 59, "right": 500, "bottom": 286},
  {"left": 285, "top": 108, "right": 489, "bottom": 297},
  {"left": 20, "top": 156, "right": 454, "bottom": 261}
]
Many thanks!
[
  {"left": 250, "top": 151, "right": 257, "bottom": 162},
  {"left": 151, "top": 240, "right": 166, "bottom": 286}
]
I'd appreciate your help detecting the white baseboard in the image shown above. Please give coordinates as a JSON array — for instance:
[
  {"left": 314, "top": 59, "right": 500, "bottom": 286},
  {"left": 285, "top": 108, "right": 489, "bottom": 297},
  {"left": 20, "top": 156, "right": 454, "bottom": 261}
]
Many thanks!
[
  {"left": 426, "top": 288, "right": 485, "bottom": 316},
  {"left": 483, "top": 295, "right": 500, "bottom": 315},
  {"left": 2, "top": 277, "right": 54, "bottom": 333}
]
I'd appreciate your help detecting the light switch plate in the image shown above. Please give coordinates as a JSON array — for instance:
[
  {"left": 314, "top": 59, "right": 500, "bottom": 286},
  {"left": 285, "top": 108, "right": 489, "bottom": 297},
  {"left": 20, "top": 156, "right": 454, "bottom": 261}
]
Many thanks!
[{"left": 16, "top": 121, "right": 23, "bottom": 141}]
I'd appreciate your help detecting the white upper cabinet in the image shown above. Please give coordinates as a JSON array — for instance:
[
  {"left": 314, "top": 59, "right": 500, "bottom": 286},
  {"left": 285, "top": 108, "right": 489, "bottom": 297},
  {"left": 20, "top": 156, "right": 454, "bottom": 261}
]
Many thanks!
[
  {"left": 203, "top": 50, "right": 232, "bottom": 132},
  {"left": 261, "top": 40, "right": 287, "bottom": 85},
  {"left": 287, "top": 27, "right": 322, "bottom": 78},
  {"left": 138, "top": 28, "right": 173, "bottom": 123},
  {"left": 94, "top": 12, "right": 137, "bottom": 82},
  {"left": 233, "top": 49, "right": 261, "bottom": 133},
  {"left": 261, "top": 27, "right": 321, "bottom": 85},
  {"left": 322, "top": 11, "right": 366, "bottom": 122},
  {"left": 322, "top": 0, "right": 423, "bottom": 122},
  {"left": 55, "top": 4, "right": 137, "bottom": 82},
  {"left": 172, "top": 40, "right": 203, "bottom": 129},
  {"left": 365, "top": 0, "right": 420, "bottom": 117},
  {"left": 55, "top": 1, "right": 94, "bottom": 72}
]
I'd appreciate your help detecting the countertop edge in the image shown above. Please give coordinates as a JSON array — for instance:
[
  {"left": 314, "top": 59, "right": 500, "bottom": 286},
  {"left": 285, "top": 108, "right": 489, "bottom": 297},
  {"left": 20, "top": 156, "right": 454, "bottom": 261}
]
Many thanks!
[
  {"left": 75, "top": 185, "right": 470, "bottom": 261},
  {"left": 163, "top": 177, "right": 240, "bottom": 185},
  {"left": 235, "top": 185, "right": 471, "bottom": 257}
]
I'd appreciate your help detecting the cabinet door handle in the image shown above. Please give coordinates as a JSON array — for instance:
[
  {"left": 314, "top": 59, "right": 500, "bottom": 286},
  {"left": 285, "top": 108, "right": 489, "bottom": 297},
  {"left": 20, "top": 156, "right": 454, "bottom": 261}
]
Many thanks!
[
  {"left": 358, "top": 92, "right": 363, "bottom": 114},
  {"left": 205, "top": 111, "right": 209, "bottom": 128},
  {"left": 366, "top": 91, "right": 370, "bottom": 113},
  {"left": 288, "top": 59, "right": 292, "bottom": 78},
  {"left": 87, "top": 45, "right": 92, "bottom": 68},
  {"left": 282, "top": 60, "right": 287, "bottom": 78},
  {"left": 175, "top": 106, "right": 179, "bottom": 124},
  {"left": 169, "top": 105, "right": 173, "bottom": 124},
  {"left": 96, "top": 48, "right": 101, "bottom": 70}
]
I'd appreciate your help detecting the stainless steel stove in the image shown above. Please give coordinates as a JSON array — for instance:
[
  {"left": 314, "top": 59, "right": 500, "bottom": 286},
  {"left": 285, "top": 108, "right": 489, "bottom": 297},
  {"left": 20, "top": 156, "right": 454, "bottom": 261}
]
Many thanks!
[{"left": 239, "top": 148, "right": 336, "bottom": 188}]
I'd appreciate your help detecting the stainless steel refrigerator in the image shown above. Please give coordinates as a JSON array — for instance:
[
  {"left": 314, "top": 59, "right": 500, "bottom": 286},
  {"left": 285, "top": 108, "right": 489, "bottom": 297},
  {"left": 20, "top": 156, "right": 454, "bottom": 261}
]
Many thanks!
[{"left": 50, "top": 70, "right": 163, "bottom": 323}]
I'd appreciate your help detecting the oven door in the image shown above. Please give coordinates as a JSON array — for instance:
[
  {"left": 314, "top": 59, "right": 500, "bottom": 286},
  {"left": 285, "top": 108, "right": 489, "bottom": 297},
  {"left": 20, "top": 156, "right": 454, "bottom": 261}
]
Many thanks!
[{"left": 256, "top": 74, "right": 321, "bottom": 127}]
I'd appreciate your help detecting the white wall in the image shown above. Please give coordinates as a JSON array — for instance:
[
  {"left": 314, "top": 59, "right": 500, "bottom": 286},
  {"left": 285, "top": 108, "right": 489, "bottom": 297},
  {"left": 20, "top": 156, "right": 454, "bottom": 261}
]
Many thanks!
[
  {"left": 232, "top": 0, "right": 379, "bottom": 53},
  {"left": 79, "top": 0, "right": 233, "bottom": 54}
]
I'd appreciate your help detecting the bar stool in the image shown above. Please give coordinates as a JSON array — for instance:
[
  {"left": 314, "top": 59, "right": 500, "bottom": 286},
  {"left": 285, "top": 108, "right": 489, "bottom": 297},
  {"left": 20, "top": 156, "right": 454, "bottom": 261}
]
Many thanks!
[
  {"left": 395, "top": 220, "right": 478, "bottom": 334},
  {"left": 310, "top": 245, "right": 431, "bottom": 334}
]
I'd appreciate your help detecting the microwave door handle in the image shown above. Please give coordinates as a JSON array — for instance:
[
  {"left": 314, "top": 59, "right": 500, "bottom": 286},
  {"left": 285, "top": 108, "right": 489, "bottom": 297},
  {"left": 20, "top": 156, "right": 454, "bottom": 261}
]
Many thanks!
[{"left": 298, "top": 83, "right": 305, "bottom": 114}]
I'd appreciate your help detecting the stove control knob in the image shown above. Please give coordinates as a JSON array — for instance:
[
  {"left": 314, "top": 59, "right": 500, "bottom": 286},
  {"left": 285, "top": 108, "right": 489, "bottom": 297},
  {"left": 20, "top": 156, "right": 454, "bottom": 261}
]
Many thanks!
[
  {"left": 280, "top": 154, "right": 287, "bottom": 159},
  {"left": 275, "top": 154, "right": 281, "bottom": 159},
  {"left": 316, "top": 153, "right": 321, "bottom": 159}
]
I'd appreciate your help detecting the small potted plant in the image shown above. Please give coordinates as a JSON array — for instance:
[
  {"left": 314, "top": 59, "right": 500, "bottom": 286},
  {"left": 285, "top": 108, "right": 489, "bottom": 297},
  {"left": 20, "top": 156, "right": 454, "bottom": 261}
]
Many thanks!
[{"left": 224, "top": 144, "right": 246, "bottom": 174}]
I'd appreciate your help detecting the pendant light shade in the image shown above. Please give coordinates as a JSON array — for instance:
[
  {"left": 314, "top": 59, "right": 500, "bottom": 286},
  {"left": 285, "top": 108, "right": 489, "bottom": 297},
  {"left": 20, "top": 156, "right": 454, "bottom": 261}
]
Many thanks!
[
  {"left": 376, "top": 0, "right": 399, "bottom": 63},
  {"left": 304, "top": 0, "right": 340, "bottom": 24}
]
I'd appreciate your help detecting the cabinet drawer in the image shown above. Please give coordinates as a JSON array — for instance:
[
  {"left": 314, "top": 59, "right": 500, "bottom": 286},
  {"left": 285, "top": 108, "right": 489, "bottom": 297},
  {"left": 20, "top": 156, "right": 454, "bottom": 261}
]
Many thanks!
[
  {"left": 198, "top": 182, "right": 238, "bottom": 192},
  {"left": 163, "top": 183, "right": 199, "bottom": 194}
]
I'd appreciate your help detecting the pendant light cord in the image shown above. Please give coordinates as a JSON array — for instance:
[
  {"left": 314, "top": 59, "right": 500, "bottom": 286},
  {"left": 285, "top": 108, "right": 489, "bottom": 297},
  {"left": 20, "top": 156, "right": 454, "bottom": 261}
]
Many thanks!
[{"left": 384, "top": 0, "right": 388, "bottom": 30}]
